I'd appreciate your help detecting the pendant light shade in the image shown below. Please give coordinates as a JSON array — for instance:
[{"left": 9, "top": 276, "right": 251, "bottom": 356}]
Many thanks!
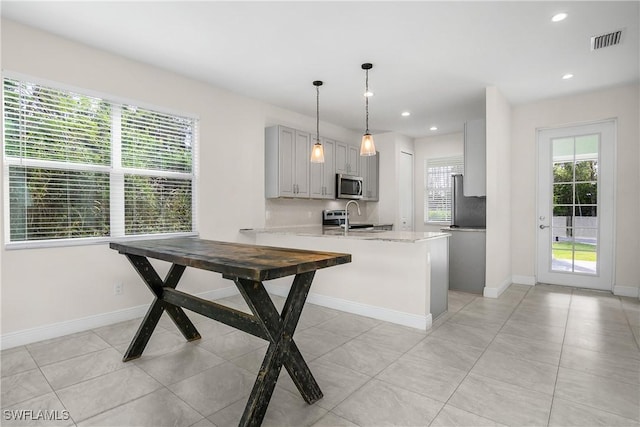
[
  {"left": 360, "top": 63, "right": 376, "bottom": 156},
  {"left": 310, "top": 80, "right": 325, "bottom": 163}
]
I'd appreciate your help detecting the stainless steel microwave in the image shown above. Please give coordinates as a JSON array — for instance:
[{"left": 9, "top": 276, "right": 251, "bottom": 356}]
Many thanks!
[{"left": 336, "top": 174, "right": 363, "bottom": 199}]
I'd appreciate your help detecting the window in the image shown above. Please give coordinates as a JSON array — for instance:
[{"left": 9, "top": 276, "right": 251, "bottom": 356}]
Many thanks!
[
  {"left": 424, "top": 155, "right": 463, "bottom": 223},
  {"left": 3, "top": 76, "right": 197, "bottom": 247}
]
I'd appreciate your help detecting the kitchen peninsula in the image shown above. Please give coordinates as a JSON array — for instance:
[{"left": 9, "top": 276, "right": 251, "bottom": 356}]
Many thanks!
[{"left": 240, "top": 227, "right": 450, "bottom": 330}]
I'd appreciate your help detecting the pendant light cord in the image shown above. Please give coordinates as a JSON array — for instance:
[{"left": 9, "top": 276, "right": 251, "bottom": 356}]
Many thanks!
[
  {"left": 365, "top": 69, "right": 370, "bottom": 133},
  {"left": 316, "top": 85, "right": 320, "bottom": 142}
]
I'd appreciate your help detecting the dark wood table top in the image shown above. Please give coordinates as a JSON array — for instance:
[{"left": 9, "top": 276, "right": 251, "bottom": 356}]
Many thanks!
[{"left": 110, "top": 237, "right": 351, "bottom": 281}]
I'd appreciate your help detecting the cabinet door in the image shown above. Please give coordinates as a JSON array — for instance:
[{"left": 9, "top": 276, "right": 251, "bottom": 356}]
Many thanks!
[
  {"left": 347, "top": 145, "right": 360, "bottom": 175},
  {"left": 309, "top": 137, "right": 334, "bottom": 199},
  {"left": 360, "top": 153, "right": 370, "bottom": 198},
  {"left": 463, "top": 119, "right": 486, "bottom": 196},
  {"left": 294, "top": 130, "right": 310, "bottom": 197},
  {"left": 277, "top": 126, "right": 296, "bottom": 197},
  {"left": 368, "top": 153, "right": 379, "bottom": 200},
  {"left": 322, "top": 138, "right": 335, "bottom": 198},
  {"left": 335, "top": 141, "right": 348, "bottom": 175}
]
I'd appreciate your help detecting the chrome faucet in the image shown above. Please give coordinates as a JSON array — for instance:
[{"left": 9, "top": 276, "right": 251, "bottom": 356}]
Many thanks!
[{"left": 344, "top": 200, "right": 361, "bottom": 233}]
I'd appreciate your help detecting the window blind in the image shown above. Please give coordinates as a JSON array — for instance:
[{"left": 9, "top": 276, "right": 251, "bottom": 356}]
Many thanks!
[
  {"left": 3, "top": 76, "right": 197, "bottom": 246},
  {"left": 424, "top": 156, "right": 464, "bottom": 223}
]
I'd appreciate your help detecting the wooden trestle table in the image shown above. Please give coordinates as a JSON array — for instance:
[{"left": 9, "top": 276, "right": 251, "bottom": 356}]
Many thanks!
[{"left": 109, "top": 237, "right": 351, "bottom": 426}]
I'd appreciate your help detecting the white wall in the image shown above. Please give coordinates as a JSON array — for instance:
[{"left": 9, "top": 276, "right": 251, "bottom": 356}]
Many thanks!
[
  {"left": 511, "top": 84, "right": 640, "bottom": 295},
  {"left": 375, "top": 132, "right": 415, "bottom": 230},
  {"left": 0, "top": 20, "right": 360, "bottom": 339},
  {"left": 413, "top": 132, "right": 464, "bottom": 232},
  {"left": 485, "top": 87, "right": 512, "bottom": 296}
]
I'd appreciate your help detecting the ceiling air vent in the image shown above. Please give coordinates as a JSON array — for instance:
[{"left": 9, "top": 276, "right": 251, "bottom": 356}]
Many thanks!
[{"left": 591, "top": 29, "right": 623, "bottom": 50}]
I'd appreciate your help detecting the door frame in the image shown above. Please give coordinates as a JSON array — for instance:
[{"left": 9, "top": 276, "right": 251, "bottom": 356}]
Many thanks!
[{"left": 535, "top": 119, "right": 617, "bottom": 290}]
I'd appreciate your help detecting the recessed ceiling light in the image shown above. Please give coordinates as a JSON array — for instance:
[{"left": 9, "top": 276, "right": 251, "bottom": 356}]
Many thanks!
[
  {"left": 430, "top": 126, "right": 438, "bottom": 131},
  {"left": 552, "top": 12, "right": 568, "bottom": 22},
  {"left": 562, "top": 73, "right": 574, "bottom": 80},
  {"left": 364, "top": 91, "right": 374, "bottom": 97},
  {"left": 401, "top": 111, "right": 411, "bottom": 117}
]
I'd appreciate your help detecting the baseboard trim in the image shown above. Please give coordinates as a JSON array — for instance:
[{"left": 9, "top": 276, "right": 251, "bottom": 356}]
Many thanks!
[
  {"left": 264, "top": 283, "right": 432, "bottom": 331},
  {"left": 613, "top": 285, "right": 640, "bottom": 298},
  {"left": 483, "top": 276, "right": 512, "bottom": 298},
  {"left": 0, "top": 286, "right": 239, "bottom": 350},
  {"left": 512, "top": 275, "right": 536, "bottom": 286}
]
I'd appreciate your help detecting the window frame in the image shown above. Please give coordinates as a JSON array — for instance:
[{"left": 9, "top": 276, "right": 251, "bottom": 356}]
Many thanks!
[
  {"left": 2, "top": 72, "right": 199, "bottom": 249},
  {"left": 424, "top": 155, "right": 464, "bottom": 224}
]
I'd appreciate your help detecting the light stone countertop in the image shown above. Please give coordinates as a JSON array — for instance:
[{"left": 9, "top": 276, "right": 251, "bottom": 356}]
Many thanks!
[{"left": 240, "top": 226, "right": 450, "bottom": 243}]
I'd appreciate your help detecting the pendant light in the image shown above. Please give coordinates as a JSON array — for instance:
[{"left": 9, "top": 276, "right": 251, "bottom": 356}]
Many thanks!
[
  {"left": 310, "top": 80, "right": 325, "bottom": 163},
  {"left": 360, "top": 63, "right": 376, "bottom": 156}
]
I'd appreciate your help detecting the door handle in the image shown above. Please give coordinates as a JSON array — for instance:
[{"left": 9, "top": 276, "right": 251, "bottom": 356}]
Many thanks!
[{"left": 539, "top": 224, "right": 550, "bottom": 229}]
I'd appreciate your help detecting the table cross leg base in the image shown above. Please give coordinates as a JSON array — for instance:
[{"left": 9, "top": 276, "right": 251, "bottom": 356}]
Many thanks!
[
  {"left": 234, "top": 272, "right": 322, "bottom": 426},
  {"left": 122, "top": 255, "right": 201, "bottom": 362}
]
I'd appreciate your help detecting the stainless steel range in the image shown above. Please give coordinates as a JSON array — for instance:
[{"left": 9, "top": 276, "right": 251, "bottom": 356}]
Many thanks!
[{"left": 322, "top": 210, "right": 374, "bottom": 230}]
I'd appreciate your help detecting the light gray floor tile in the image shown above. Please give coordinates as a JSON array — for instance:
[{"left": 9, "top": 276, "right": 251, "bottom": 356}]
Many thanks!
[
  {"left": 501, "top": 318, "right": 566, "bottom": 344},
  {"left": 564, "top": 328, "right": 640, "bottom": 360},
  {"left": 293, "top": 327, "right": 353, "bottom": 358},
  {"left": 208, "top": 387, "right": 327, "bottom": 427},
  {"left": 376, "top": 353, "right": 467, "bottom": 402},
  {"left": 56, "top": 365, "right": 162, "bottom": 422},
  {"left": 561, "top": 345, "right": 640, "bottom": 385},
  {"left": 316, "top": 338, "right": 402, "bottom": 376},
  {"left": 77, "top": 388, "right": 203, "bottom": 427},
  {"left": 521, "top": 291, "right": 572, "bottom": 309},
  {"left": 169, "top": 362, "right": 256, "bottom": 417},
  {"left": 447, "top": 310, "right": 507, "bottom": 332},
  {"left": 92, "top": 317, "right": 152, "bottom": 346},
  {"left": 448, "top": 373, "right": 553, "bottom": 426},
  {"left": 429, "top": 322, "right": 496, "bottom": 350},
  {"left": 333, "top": 379, "right": 443, "bottom": 426},
  {"left": 40, "top": 347, "right": 125, "bottom": 390},
  {"left": 196, "top": 330, "right": 267, "bottom": 360},
  {"left": 315, "top": 313, "right": 380, "bottom": 339},
  {"left": 136, "top": 345, "right": 225, "bottom": 385},
  {"left": 407, "top": 335, "right": 485, "bottom": 371},
  {"left": 0, "top": 392, "right": 73, "bottom": 427},
  {"left": 311, "top": 411, "right": 360, "bottom": 427},
  {"left": 182, "top": 318, "right": 237, "bottom": 339},
  {"left": 430, "top": 404, "right": 507, "bottom": 427},
  {"left": 471, "top": 349, "right": 558, "bottom": 395},
  {"left": 549, "top": 397, "right": 640, "bottom": 427},
  {"left": 277, "top": 359, "right": 371, "bottom": 410},
  {"left": 230, "top": 347, "right": 269, "bottom": 374},
  {"left": 190, "top": 418, "right": 217, "bottom": 427},
  {"left": 298, "top": 304, "right": 342, "bottom": 329},
  {"left": 113, "top": 330, "right": 189, "bottom": 361},
  {"left": 1, "top": 347, "right": 38, "bottom": 377},
  {"left": 1, "top": 369, "right": 52, "bottom": 407},
  {"left": 26, "top": 332, "right": 110, "bottom": 366},
  {"left": 489, "top": 332, "right": 562, "bottom": 366},
  {"left": 510, "top": 305, "right": 569, "bottom": 328},
  {"left": 354, "top": 322, "right": 426, "bottom": 353},
  {"left": 568, "top": 307, "right": 630, "bottom": 326},
  {"left": 555, "top": 366, "right": 640, "bottom": 421}
]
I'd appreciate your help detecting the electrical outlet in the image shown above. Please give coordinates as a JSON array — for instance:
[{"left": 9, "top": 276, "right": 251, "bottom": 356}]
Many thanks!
[{"left": 114, "top": 283, "right": 123, "bottom": 295}]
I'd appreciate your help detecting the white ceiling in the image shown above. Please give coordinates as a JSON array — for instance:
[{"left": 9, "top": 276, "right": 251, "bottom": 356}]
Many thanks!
[{"left": 2, "top": 1, "right": 638, "bottom": 137}]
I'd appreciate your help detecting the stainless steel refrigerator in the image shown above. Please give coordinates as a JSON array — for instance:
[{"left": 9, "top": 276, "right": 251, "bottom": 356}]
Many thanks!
[{"left": 443, "top": 174, "right": 486, "bottom": 294}]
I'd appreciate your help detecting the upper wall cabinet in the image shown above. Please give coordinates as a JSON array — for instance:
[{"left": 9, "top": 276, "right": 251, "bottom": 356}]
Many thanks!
[
  {"left": 360, "top": 152, "right": 379, "bottom": 201},
  {"left": 335, "top": 141, "right": 360, "bottom": 176},
  {"left": 463, "top": 118, "right": 486, "bottom": 197},
  {"left": 265, "top": 126, "right": 310, "bottom": 198},
  {"left": 310, "top": 137, "right": 335, "bottom": 199}
]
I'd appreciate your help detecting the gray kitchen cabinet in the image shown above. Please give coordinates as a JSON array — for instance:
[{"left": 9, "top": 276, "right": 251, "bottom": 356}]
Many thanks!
[
  {"left": 335, "top": 141, "right": 360, "bottom": 176},
  {"left": 463, "top": 118, "right": 486, "bottom": 197},
  {"left": 265, "top": 126, "right": 310, "bottom": 198},
  {"left": 310, "top": 137, "right": 335, "bottom": 199},
  {"left": 360, "top": 152, "right": 379, "bottom": 201}
]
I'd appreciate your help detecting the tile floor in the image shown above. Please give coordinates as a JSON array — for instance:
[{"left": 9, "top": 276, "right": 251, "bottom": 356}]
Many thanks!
[{"left": 2, "top": 284, "right": 639, "bottom": 426}]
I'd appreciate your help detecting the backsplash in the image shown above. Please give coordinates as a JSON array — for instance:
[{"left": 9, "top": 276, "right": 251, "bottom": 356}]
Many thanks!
[{"left": 265, "top": 198, "right": 374, "bottom": 227}]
